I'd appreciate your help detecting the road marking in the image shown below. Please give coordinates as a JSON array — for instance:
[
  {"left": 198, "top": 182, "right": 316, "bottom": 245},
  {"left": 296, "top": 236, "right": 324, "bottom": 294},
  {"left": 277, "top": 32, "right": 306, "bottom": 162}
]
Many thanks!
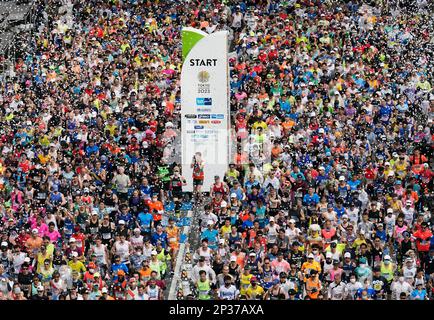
[{"left": 168, "top": 209, "right": 193, "bottom": 300}]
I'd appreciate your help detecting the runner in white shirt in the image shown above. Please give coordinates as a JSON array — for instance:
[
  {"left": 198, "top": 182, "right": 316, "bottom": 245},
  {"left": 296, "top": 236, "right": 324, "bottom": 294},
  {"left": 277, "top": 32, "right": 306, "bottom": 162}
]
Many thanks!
[
  {"left": 264, "top": 217, "right": 279, "bottom": 247},
  {"left": 285, "top": 219, "right": 301, "bottom": 243},
  {"left": 112, "top": 235, "right": 132, "bottom": 265},
  {"left": 142, "top": 239, "right": 154, "bottom": 261},
  {"left": 391, "top": 276, "right": 413, "bottom": 300},
  {"left": 323, "top": 252, "right": 334, "bottom": 282},
  {"left": 130, "top": 228, "right": 144, "bottom": 249},
  {"left": 402, "top": 201, "right": 415, "bottom": 227},
  {"left": 346, "top": 274, "right": 363, "bottom": 300},
  {"left": 89, "top": 237, "right": 109, "bottom": 269},
  {"left": 328, "top": 274, "right": 347, "bottom": 300},
  {"left": 402, "top": 258, "right": 417, "bottom": 285},
  {"left": 191, "top": 257, "right": 217, "bottom": 284},
  {"left": 346, "top": 204, "right": 360, "bottom": 226},
  {"left": 134, "top": 285, "right": 149, "bottom": 300},
  {"left": 384, "top": 209, "right": 396, "bottom": 238},
  {"left": 231, "top": 7, "right": 243, "bottom": 29},
  {"left": 196, "top": 241, "right": 213, "bottom": 266},
  {"left": 218, "top": 276, "right": 239, "bottom": 300}
]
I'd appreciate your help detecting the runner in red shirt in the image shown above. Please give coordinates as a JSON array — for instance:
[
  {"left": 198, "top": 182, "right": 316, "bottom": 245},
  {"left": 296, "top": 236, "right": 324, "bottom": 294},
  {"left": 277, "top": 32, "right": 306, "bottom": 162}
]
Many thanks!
[
  {"left": 148, "top": 194, "right": 164, "bottom": 224},
  {"left": 413, "top": 222, "right": 433, "bottom": 261}
]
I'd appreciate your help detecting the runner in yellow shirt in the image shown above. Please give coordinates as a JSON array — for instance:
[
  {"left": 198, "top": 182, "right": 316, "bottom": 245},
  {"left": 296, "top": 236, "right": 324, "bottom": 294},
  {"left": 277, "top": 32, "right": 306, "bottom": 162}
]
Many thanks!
[
  {"left": 252, "top": 120, "right": 268, "bottom": 131},
  {"left": 239, "top": 266, "right": 253, "bottom": 296},
  {"left": 220, "top": 219, "right": 232, "bottom": 238},
  {"left": 67, "top": 252, "right": 86, "bottom": 277},
  {"left": 301, "top": 253, "right": 322, "bottom": 279},
  {"left": 246, "top": 277, "right": 264, "bottom": 300},
  {"left": 36, "top": 246, "right": 53, "bottom": 273}
]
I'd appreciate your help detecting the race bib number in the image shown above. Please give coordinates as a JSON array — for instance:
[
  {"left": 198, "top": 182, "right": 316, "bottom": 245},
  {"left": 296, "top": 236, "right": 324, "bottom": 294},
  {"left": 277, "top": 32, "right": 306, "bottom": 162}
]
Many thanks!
[{"left": 374, "top": 283, "right": 382, "bottom": 291}]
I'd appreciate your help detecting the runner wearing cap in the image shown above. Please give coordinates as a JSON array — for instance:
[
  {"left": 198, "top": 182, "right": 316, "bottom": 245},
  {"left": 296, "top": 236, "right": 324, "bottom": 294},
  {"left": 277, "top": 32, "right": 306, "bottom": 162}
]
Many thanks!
[
  {"left": 25, "top": 230, "right": 43, "bottom": 255},
  {"left": 264, "top": 217, "right": 279, "bottom": 249},
  {"left": 111, "top": 256, "right": 129, "bottom": 281},
  {"left": 246, "top": 276, "right": 264, "bottom": 300},
  {"left": 67, "top": 252, "right": 86, "bottom": 278},
  {"left": 149, "top": 251, "right": 164, "bottom": 280},
  {"left": 410, "top": 281, "right": 428, "bottom": 300},
  {"left": 31, "top": 285, "right": 48, "bottom": 301},
  {"left": 100, "top": 287, "right": 115, "bottom": 300},
  {"left": 301, "top": 253, "right": 322, "bottom": 280},
  {"left": 148, "top": 195, "right": 164, "bottom": 227},
  {"left": 191, "top": 256, "right": 216, "bottom": 285},
  {"left": 372, "top": 266, "right": 389, "bottom": 300},
  {"left": 380, "top": 255, "right": 396, "bottom": 285},
  {"left": 65, "top": 237, "right": 84, "bottom": 261}
]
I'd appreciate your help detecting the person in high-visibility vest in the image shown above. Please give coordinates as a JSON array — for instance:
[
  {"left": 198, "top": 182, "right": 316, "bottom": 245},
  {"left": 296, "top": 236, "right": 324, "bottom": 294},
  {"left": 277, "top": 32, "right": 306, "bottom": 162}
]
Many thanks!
[
  {"left": 156, "top": 243, "right": 171, "bottom": 278},
  {"left": 380, "top": 255, "right": 396, "bottom": 284},
  {"left": 196, "top": 270, "right": 211, "bottom": 300},
  {"left": 149, "top": 250, "right": 163, "bottom": 279}
]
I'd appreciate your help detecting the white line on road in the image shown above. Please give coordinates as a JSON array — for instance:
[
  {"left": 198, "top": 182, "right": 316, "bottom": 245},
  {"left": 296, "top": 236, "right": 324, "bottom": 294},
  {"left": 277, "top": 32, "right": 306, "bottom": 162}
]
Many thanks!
[{"left": 168, "top": 209, "right": 193, "bottom": 300}]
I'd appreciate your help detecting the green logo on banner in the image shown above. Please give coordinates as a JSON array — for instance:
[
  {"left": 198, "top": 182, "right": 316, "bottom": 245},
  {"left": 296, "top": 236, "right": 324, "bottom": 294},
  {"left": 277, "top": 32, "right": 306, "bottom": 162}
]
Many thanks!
[{"left": 182, "top": 29, "right": 206, "bottom": 61}]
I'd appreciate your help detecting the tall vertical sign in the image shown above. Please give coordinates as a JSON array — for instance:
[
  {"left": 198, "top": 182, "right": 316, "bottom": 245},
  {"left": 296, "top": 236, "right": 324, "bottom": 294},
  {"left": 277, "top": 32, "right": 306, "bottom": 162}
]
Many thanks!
[{"left": 181, "top": 28, "right": 230, "bottom": 192}]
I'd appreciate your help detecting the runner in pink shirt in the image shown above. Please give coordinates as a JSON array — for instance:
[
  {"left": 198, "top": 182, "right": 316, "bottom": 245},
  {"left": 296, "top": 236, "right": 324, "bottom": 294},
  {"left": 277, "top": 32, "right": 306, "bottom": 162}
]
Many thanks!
[
  {"left": 44, "top": 222, "right": 61, "bottom": 243},
  {"left": 271, "top": 252, "right": 291, "bottom": 275},
  {"left": 31, "top": 216, "right": 49, "bottom": 238}
]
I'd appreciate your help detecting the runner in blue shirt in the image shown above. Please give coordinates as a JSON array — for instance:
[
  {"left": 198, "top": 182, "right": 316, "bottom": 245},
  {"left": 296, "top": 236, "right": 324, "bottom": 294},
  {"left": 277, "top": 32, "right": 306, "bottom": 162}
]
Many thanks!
[
  {"left": 347, "top": 176, "right": 361, "bottom": 191},
  {"left": 111, "top": 256, "right": 129, "bottom": 281},
  {"left": 137, "top": 210, "right": 154, "bottom": 236},
  {"left": 201, "top": 221, "right": 219, "bottom": 250},
  {"left": 151, "top": 226, "right": 168, "bottom": 249},
  {"left": 410, "top": 283, "right": 427, "bottom": 300},
  {"left": 303, "top": 187, "right": 320, "bottom": 206}
]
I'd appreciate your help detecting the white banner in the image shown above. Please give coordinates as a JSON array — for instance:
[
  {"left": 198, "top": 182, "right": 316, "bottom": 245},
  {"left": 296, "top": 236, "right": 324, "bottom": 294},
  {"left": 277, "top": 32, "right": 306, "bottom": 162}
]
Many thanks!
[{"left": 181, "top": 28, "right": 230, "bottom": 192}]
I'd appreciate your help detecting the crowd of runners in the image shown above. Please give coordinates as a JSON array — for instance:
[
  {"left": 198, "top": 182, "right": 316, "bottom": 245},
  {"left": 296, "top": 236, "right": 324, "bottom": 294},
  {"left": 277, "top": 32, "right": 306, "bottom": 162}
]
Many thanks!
[{"left": 0, "top": 0, "right": 433, "bottom": 300}]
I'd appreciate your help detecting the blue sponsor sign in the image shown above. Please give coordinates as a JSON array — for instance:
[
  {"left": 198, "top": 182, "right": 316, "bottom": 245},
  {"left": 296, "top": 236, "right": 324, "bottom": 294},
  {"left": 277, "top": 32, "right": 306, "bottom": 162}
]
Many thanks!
[
  {"left": 211, "top": 114, "right": 224, "bottom": 119},
  {"left": 196, "top": 97, "right": 212, "bottom": 106},
  {"left": 194, "top": 125, "right": 204, "bottom": 129}
]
